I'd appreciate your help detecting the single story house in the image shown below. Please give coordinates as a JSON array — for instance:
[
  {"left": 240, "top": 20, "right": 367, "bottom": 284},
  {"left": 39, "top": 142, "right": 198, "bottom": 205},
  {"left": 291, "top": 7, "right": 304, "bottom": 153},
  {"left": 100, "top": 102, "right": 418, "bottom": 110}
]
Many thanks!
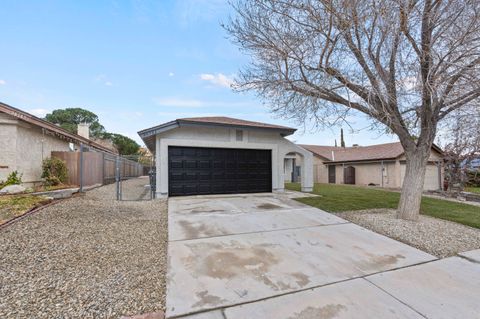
[
  {"left": 138, "top": 117, "right": 314, "bottom": 198},
  {"left": 0, "top": 102, "right": 113, "bottom": 186},
  {"left": 297, "top": 142, "right": 444, "bottom": 191}
]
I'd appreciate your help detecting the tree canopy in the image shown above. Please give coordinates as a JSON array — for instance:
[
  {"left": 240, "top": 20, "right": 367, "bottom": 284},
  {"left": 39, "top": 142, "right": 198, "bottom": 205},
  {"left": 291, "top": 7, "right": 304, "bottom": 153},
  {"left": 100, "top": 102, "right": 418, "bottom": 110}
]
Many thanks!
[
  {"left": 45, "top": 108, "right": 106, "bottom": 138},
  {"left": 102, "top": 133, "right": 140, "bottom": 155},
  {"left": 44, "top": 107, "right": 140, "bottom": 155}
]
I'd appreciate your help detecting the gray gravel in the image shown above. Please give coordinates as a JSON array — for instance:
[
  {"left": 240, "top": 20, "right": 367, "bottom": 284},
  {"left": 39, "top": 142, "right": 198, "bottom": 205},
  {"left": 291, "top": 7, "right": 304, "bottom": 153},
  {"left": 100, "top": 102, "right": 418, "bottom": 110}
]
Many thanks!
[
  {"left": 335, "top": 209, "right": 480, "bottom": 258},
  {"left": 0, "top": 178, "right": 168, "bottom": 319}
]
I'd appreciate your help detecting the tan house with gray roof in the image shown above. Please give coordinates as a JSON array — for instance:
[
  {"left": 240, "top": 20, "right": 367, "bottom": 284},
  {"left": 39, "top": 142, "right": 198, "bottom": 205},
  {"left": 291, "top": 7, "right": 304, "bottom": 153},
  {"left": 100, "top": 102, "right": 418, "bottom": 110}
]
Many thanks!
[{"left": 296, "top": 142, "right": 444, "bottom": 191}]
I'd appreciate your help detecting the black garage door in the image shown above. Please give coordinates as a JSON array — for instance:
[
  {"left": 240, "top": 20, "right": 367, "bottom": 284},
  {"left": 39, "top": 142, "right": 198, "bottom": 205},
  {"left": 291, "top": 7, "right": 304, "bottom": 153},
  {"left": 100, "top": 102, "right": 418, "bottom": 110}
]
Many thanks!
[{"left": 168, "top": 146, "right": 272, "bottom": 196}]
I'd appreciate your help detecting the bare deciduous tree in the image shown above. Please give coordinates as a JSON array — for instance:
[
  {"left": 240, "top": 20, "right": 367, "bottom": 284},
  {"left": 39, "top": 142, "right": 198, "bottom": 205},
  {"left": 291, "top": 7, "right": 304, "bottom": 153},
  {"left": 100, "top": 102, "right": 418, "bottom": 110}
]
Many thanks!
[{"left": 225, "top": 0, "right": 480, "bottom": 220}]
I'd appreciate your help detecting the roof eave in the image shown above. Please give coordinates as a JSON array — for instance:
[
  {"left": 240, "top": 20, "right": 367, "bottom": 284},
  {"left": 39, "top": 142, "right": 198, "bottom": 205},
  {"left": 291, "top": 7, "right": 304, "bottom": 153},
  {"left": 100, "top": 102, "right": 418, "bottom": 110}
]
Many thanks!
[{"left": 325, "top": 157, "right": 398, "bottom": 164}]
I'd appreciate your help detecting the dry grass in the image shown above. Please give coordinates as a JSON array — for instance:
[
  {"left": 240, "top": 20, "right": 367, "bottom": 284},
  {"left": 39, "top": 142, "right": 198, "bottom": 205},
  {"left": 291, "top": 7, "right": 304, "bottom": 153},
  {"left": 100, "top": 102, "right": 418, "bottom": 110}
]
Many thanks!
[{"left": 0, "top": 195, "right": 51, "bottom": 225}]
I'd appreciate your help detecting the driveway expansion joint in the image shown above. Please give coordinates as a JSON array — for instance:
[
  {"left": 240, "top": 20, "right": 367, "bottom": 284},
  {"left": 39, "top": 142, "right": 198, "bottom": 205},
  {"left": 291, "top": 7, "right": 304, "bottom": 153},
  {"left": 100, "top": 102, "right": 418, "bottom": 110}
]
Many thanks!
[
  {"left": 362, "top": 278, "right": 428, "bottom": 319},
  {"left": 169, "top": 221, "right": 351, "bottom": 242}
]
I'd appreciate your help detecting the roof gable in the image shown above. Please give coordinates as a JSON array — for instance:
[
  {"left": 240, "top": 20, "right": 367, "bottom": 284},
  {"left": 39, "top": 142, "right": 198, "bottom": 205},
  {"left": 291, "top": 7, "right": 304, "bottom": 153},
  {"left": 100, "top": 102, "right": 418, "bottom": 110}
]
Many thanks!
[{"left": 300, "top": 142, "right": 443, "bottom": 163}]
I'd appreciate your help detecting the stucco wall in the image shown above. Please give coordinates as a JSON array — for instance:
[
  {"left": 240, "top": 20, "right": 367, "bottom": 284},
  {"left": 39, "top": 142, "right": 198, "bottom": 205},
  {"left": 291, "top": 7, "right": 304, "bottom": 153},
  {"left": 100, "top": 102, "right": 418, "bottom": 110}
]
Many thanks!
[
  {"left": 155, "top": 126, "right": 313, "bottom": 197},
  {"left": 0, "top": 113, "right": 71, "bottom": 184},
  {"left": 400, "top": 162, "right": 443, "bottom": 191},
  {"left": 284, "top": 158, "right": 293, "bottom": 182},
  {"left": 312, "top": 156, "right": 328, "bottom": 183},
  {"left": 16, "top": 124, "right": 71, "bottom": 183},
  {"left": 0, "top": 113, "right": 18, "bottom": 182}
]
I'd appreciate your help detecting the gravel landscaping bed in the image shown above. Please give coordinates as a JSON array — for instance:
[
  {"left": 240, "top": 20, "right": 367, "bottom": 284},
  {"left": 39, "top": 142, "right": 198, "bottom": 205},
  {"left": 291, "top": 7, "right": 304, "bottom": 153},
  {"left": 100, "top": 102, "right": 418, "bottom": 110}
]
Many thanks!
[
  {"left": 335, "top": 209, "right": 480, "bottom": 258},
  {"left": 0, "top": 178, "right": 168, "bottom": 319}
]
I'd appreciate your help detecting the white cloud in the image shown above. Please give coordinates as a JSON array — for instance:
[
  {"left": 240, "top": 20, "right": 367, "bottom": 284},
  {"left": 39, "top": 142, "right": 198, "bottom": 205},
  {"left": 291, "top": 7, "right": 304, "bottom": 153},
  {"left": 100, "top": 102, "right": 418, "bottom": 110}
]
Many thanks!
[
  {"left": 168, "top": 72, "right": 175, "bottom": 77},
  {"left": 0, "top": 80, "right": 6, "bottom": 85},
  {"left": 28, "top": 108, "right": 50, "bottom": 118},
  {"left": 200, "top": 73, "right": 234, "bottom": 88},
  {"left": 94, "top": 74, "right": 113, "bottom": 86}
]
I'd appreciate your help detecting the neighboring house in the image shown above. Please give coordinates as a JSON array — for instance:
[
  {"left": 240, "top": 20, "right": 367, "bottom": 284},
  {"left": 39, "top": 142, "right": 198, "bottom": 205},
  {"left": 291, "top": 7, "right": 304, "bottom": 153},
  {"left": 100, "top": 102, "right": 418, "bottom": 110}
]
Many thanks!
[
  {"left": 466, "top": 158, "right": 480, "bottom": 170},
  {"left": 138, "top": 116, "right": 314, "bottom": 197},
  {"left": 297, "top": 142, "right": 444, "bottom": 191},
  {"left": 0, "top": 102, "right": 113, "bottom": 186}
]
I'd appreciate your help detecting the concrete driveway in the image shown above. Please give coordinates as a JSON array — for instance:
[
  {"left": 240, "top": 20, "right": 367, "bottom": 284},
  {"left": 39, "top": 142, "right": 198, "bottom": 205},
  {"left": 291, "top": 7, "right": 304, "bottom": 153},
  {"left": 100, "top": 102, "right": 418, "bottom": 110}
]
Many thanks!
[{"left": 166, "top": 193, "right": 480, "bottom": 319}]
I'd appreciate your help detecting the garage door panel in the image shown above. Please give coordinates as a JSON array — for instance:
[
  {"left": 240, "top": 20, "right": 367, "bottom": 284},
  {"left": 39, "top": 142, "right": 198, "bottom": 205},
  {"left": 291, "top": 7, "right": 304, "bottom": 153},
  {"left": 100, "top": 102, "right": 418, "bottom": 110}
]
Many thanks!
[
  {"left": 185, "top": 160, "right": 197, "bottom": 169},
  {"left": 168, "top": 146, "right": 272, "bottom": 196}
]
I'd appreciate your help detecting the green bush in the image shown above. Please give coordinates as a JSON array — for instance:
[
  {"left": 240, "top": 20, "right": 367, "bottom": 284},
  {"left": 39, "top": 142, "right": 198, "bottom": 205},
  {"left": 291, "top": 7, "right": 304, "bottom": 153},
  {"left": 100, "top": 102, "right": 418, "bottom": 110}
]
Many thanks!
[
  {"left": 42, "top": 157, "right": 68, "bottom": 186},
  {"left": 0, "top": 170, "right": 23, "bottom": 189}
]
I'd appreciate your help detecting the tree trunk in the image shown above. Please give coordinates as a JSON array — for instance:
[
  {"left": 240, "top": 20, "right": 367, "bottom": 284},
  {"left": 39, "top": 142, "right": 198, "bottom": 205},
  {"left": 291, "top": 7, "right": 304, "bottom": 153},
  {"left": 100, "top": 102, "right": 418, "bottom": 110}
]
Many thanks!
[{"left": 397, "top": 149, "right": 429, "bottom": 220}]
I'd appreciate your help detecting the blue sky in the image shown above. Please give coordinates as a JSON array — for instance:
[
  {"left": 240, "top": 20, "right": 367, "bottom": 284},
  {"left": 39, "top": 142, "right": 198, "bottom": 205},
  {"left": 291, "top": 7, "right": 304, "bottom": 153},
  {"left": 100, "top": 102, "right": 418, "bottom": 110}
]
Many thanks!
[{"left": 0, "top": 0, "right": 398, "bottom": 146}]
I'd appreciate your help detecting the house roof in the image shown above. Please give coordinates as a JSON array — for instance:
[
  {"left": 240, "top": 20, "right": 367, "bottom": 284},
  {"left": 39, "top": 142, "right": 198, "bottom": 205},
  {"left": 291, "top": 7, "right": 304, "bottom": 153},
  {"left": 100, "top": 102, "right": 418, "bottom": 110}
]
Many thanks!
[
  {"left": 138, "top": 116, "right": 296, "bottom": 153},
  {"left": 300, "top": 142, "right": 443, "bottom": 163},
  {"left": 178, "top": 117, "right": 295, "bottom": 131},
  {"left": 0, "top": 102, "right": 115, "bottom": 154}
]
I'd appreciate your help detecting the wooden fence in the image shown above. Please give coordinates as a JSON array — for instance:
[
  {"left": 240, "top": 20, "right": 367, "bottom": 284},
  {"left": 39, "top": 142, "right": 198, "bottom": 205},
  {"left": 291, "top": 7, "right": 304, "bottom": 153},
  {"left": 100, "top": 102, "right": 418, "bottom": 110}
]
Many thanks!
[{"left": 52, "top": 151, "right": 144, "bottom": 187}]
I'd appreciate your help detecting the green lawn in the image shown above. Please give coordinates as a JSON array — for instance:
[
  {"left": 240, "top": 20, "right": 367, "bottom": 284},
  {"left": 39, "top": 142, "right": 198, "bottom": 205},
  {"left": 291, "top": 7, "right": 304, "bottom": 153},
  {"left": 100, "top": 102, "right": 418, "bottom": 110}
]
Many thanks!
[
  {"left": 286, "top": 183, "right": 480, "bottom": 229},
  {"left": 466, "top": 187, "right": 480, "bottom": 194}
]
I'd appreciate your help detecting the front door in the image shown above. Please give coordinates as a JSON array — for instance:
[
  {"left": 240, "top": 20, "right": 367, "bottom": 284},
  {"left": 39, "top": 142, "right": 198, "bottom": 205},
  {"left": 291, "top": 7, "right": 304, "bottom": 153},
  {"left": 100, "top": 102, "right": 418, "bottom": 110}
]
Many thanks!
[
  {"left": 328, "top": 165, "right": 336, "bottom": 183},
  {"left": 344, "top": 166, "right": 356, "bottom": 184}
]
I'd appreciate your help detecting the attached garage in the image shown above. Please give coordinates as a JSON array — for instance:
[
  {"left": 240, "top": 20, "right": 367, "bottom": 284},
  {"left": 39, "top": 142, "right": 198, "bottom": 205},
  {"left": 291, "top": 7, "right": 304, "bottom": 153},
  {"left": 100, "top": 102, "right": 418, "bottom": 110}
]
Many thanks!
[
  {"left": 168, "top": 146, "right": 272, "bottom": 196},
  {"left": 138, "top": 116, "right": 314, "bottom": 198}
]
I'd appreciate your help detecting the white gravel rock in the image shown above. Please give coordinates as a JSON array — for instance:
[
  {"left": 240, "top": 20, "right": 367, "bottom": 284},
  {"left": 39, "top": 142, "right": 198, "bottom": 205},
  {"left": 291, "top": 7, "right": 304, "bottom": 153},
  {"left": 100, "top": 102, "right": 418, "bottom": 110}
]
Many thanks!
[
  {"left": 0, "top": 178, "right": 168, "bottom": 319},
  {"left": 335, "top": 209, "right": 480, "bottom": 258}
]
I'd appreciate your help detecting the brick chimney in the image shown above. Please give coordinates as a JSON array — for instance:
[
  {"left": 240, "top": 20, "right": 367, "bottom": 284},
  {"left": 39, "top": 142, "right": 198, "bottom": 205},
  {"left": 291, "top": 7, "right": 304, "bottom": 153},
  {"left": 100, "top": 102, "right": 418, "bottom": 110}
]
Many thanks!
[{"left": 77, "top": 123, "right": 90, "bottom": 139}]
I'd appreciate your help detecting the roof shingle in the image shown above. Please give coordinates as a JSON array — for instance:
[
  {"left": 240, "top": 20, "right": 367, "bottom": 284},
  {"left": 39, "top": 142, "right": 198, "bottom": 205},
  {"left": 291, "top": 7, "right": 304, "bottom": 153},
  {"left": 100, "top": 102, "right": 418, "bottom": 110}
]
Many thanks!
[
  {"left": 178, "top": 116, "right": 295, "bottom": 131},
  {"left": 300, "top": 142, "right": 407, "bottom": 162}
]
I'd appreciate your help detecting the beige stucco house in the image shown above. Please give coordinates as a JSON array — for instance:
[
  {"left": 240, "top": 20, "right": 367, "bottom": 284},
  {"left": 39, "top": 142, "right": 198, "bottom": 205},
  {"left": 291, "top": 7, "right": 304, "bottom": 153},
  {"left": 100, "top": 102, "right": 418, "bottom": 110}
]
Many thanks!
[
  {"left": 0, "top": 102, "right": 112, "bottom": 186},
  {"left": 295, "top": 142, "right": 444, "bottom": 191}
]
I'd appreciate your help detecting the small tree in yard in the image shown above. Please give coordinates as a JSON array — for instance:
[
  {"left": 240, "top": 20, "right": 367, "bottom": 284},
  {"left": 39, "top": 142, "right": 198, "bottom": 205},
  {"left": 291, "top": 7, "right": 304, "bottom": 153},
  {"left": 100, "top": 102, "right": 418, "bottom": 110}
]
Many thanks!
[
  {"left": 42, "top": 157, "right": 68, "bottom": 186},
  {"left": 225, "top": 0, "right": 480, "bottom": 220},
  {"left": 440, "top": 105, "right": 480, "bottom": 192}
]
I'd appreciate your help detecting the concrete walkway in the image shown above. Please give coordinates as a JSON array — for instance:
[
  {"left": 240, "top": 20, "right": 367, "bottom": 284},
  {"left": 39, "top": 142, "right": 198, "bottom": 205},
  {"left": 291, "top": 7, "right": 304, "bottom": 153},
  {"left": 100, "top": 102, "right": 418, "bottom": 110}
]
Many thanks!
[{"left": 166, "top": 194, "right": 480, "bottom": 318}]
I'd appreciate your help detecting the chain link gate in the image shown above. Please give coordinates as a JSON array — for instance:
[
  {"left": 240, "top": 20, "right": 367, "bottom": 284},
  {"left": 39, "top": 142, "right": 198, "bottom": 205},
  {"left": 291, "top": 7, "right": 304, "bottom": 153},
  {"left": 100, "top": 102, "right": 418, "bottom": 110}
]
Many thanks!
[{"left": 115, "top": 154, "right": 155, "bottom": 201}]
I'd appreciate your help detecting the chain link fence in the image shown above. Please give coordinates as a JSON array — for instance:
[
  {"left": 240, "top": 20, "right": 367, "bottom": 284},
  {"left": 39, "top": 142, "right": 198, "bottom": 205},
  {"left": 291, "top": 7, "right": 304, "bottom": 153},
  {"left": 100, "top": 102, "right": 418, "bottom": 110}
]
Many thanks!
[{"left": 52, "top": 144, "right": 155, "bottom": 201}]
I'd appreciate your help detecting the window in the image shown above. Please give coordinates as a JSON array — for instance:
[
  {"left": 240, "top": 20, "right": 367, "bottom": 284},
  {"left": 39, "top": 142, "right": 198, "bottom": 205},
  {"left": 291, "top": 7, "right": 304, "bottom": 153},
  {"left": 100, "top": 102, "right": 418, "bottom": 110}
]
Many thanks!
[{"left": 236, "top": 130, "right": 243, "bottom": 141}]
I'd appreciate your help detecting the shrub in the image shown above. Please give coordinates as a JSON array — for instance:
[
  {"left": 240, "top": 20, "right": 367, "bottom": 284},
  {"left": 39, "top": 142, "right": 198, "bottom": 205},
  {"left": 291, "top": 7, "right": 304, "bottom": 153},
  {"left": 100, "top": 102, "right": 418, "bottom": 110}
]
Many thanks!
[
  {"left": 42, "top": 157, "right": 68, "bottom": 186},
  {"left": 466, "top": 170, "right": 480, "bottom": 187},
  {"left": 0, "top": 170, "right": 23, "bottom": 189}
]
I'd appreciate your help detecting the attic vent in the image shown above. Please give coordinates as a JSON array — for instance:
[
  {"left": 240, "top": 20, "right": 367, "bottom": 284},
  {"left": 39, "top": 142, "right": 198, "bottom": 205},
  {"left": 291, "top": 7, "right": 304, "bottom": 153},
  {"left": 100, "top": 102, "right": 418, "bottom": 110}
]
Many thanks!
[{"left": 236, "top": 130, "right": 243, "bottom": 141}]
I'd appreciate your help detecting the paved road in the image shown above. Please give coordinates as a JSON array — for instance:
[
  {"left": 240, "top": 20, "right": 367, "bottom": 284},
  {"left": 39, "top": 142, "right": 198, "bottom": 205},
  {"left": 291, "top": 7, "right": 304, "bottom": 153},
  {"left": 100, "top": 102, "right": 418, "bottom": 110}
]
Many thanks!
[{"left": 165, "top": 193, "right": 480, "bottom": 318}]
